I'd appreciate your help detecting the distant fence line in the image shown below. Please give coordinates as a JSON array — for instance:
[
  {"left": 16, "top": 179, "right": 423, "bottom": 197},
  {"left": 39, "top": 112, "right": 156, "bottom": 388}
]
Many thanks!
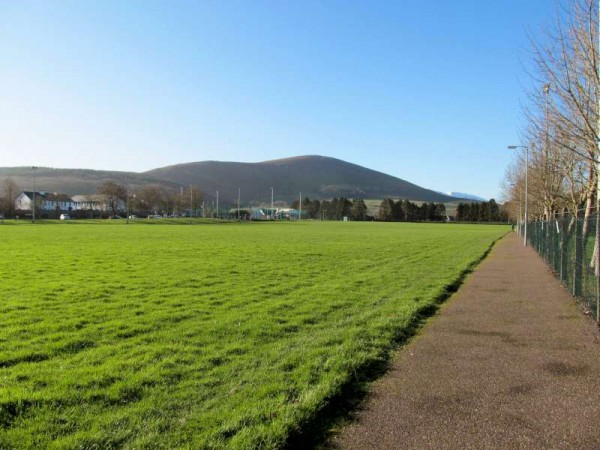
[{"left": 521, "top": 215, "right": 599, "bottom": 322}]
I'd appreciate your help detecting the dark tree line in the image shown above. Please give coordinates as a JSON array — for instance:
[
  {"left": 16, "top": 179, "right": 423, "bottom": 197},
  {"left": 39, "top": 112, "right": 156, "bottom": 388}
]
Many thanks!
[
  {"left": 378, "top": 199, "right": 447, "bottom": 222},
  {"left": 290, "top": 197, "right": 370, "bottom": 221},
  {"left": 455, "top": 199, "right": 507, "bottom": 222}
]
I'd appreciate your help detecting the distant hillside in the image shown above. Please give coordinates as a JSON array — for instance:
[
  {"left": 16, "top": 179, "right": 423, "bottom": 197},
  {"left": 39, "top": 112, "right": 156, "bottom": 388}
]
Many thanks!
[
  {"left": 143, "top": 155, "right": 455, "bottom": 204},
  {"left": 0, "top": 167, "right": 178, "bottom": 195},
  {"left": 0, "top": 156, "right": 456, "bottom": 204}
]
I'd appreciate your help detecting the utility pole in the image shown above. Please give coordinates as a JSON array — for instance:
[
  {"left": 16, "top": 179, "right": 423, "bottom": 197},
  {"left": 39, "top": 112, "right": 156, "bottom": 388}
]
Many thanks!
[
  {"left": 237, "top": 187, "right": 241, "bottom": 220},
  {"left": 299, "top": 192, "right": 302, "bottom": 221},
  {"left": 216, "top": 190, "right": 219, "bottom": 219},
  {"left": 180, "top": 186, "right": 183, "bottom": 215}
]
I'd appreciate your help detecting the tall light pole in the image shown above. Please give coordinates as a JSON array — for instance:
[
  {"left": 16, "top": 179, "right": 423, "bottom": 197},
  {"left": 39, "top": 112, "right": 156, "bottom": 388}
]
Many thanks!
[
  {"left": 216, "top": 190, "right": 219, "bottom": 219},
  {"left": 180, "top": 186, "right": 183, "bottom": 216},
  {"left": 126, "top": 175, "right": 130, "bottom": 224},
  {"left": 189, "top": 183, "right": 193, "bottom": 221},
  {"left": 544, "top": 83, "right": 551, "bottom": 220},
  {"left": 31, "top": 166, "right": 37, "bottom": 223},
  {"left": 270, "top": 187, "right": 274, "bottom": 220},
  {"left": 299, "top": 192, "right": 302, "bottom": 221},
  {"left": 508, "top": 145, "right": 529, "bottom": 246},
  {"left": 237, "top": 187, "right": 241, "bottom": 220}
]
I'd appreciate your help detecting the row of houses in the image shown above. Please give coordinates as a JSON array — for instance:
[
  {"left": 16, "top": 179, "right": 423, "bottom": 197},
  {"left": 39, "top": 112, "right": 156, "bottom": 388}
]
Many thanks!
[
  {"left": 14, "top": 192, "right": 123, "bottom": 212},
  {"left": 13, "top": 192, "right": 308, "bottom": 221}
]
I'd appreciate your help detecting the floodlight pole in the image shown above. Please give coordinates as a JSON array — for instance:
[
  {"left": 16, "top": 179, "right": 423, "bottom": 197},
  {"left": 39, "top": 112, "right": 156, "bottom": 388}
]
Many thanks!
[
  {"left": 508, "top": 145, "right": 529, "bottom": 246},
  {"left": 237, "top": 187, "right": 241, "bottom": 220},
  {"left": 271, "top": 187, "right": 274, "bottom": 220},
  {"left": 126, "top": 175, "right": 130, "bottom": 224},
  {"left": 31, "top": 166, "right": 37, "bottom": 223},
  {"left": 189, "top": 183, "right": 193, "bottom": 222},
  {"left": 299, "top": 192, "right": 302, "bottom": 221},
  {"left": 216, "top": 190, "right": 219, "bottom": 219},
  {"left": 180, "top": 186, "right": 183, "bottom": 215}
]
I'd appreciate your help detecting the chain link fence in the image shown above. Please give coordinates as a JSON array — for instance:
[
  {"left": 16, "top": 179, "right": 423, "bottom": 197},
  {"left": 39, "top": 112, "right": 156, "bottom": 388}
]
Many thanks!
[{"left": 523, "top": 216, "right": 599, "bottom": 322}]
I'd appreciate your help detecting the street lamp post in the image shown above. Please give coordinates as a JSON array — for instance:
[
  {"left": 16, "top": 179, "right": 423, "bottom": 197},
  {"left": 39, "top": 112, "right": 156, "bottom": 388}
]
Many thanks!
[{"left": 508, "top": 145, "right": 529, "bottom": 246}]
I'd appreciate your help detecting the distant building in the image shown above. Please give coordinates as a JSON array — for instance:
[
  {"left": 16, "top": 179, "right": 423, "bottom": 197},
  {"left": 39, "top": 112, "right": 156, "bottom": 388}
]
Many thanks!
[
  {"left": 275, "top": 208, "right": 306, "bottom": 220},
  {"left": 71, "top": 194, "right": 106, "bottom": 211},
  {"left": 250, "top": 208, "right": 267, "bottom": 220},
  {"left": 15, "top": 191, "right": 75, "bottom": 212}
]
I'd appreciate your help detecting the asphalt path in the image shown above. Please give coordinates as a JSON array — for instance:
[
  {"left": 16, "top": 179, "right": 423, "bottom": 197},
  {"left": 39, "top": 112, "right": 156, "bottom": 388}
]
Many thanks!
[{"left": 330, "top": 232, "right": 600, "bottom": 449}]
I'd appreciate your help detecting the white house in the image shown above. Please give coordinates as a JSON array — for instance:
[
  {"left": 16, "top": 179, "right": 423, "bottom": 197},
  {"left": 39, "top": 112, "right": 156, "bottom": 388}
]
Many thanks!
[
  {"left": 71, "top": 194, "right": 107, "bottom": 211},
  {"left": 15, "top": 192, "right": 75, "bottom": 212}
]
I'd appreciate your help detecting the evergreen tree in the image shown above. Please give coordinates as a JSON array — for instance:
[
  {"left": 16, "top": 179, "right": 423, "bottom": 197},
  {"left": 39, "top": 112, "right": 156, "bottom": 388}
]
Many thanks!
[
  {"left": 394, "top": 200, "right": 404, "bottom": 221},
  {"left": 379, "top": 198, "right": 395, "bottom": 221},
  {"left": 351, "top": 199, "right": 367, "bottom": 221},
  {"left": 488, "top": 199, "right": 500, "bottom": 221}
]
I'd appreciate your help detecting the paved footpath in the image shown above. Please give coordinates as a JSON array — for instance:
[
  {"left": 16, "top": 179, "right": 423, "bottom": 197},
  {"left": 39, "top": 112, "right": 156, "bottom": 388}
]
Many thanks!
[{"left": 330, "top": 232, "right": 600, "bottom": 449}]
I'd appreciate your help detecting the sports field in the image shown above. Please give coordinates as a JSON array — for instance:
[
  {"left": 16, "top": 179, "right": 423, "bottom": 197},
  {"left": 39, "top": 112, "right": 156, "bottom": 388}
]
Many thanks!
[{"left": 0, "top": 221, "right": 507, "bottom": 448}]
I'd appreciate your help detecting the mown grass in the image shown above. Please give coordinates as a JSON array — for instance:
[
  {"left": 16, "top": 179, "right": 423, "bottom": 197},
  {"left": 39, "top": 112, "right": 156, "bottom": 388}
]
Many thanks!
[{"left": 0, "top": 221, "right": 507, "bottom": 448}]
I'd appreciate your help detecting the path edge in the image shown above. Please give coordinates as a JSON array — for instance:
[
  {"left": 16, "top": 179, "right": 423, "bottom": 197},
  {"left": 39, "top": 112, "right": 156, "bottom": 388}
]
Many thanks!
[{"left": 284, "top": 231, "right": 511, "bottom": 449}]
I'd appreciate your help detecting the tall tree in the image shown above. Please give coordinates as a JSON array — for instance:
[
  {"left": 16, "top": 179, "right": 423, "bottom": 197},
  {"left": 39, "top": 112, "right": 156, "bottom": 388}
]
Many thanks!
[
  {"left": 1, "top": 178, "right": 19, "bottom": 218},
  {"left": 351, "top": 199, "right": 367, "bottom": 221},
  {"left": 378, "top": 198, "right": 395, "bottom": 221},
  {"left": 98, "top": 181, "right": 126, "bottom": 217}
]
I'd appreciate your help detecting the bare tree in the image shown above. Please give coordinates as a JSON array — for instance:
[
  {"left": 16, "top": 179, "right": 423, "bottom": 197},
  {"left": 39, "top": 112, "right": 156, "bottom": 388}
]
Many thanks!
[
  {"left": 98, "top": 181, "right": 126, "bottom": 217},
  {"left": 1, "top": 178, "right": 19, "bottom": 218}
]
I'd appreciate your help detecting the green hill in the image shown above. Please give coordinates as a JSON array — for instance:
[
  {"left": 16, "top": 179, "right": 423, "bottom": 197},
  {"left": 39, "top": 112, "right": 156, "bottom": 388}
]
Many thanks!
[
  {"left": 142, "top": 155, "right": 455, "bottom": 203},
  {"left": 0, "top": 155, "right": 456, "bottom": 204}
]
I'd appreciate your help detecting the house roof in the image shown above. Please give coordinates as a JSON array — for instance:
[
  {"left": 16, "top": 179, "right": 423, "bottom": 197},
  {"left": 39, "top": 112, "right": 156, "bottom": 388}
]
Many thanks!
[
  {"left": 44, "top": 193, "right": 73, "bottom": 202},
  {"left": 71, "top": 194, "right": 104, "bottom": 203},
  {"left": 19, "top": 191, "right": 73, "bottom": 202}
]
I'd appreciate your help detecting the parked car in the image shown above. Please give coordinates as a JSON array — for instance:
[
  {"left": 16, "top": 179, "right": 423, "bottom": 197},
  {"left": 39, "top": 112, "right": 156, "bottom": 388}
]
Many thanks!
[
  {"left": 59, "top": 214, "right": 71, "bottom": 220},
  {"left": 128, "top": 215, "right": 137, "bottom": 220},
  {"left": 147, "top": 214, "right": 162, "bottom": 219}
]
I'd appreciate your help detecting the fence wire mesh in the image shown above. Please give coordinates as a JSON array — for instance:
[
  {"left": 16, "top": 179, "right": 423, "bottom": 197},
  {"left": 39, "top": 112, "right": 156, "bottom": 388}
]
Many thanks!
[{"left": 522, "top": 216, "right": 599, "bottom": 322}]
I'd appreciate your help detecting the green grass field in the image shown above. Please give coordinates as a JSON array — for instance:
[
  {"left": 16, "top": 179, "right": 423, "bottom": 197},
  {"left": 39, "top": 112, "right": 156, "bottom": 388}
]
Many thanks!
[{"left": 0, "top": 221, "right": 507, "bottom": 448}]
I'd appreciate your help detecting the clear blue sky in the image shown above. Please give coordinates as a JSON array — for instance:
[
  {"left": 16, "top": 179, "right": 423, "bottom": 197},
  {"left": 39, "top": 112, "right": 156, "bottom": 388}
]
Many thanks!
[{"left": 1, "top": 0, "right": 553, "bottom": 200}]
